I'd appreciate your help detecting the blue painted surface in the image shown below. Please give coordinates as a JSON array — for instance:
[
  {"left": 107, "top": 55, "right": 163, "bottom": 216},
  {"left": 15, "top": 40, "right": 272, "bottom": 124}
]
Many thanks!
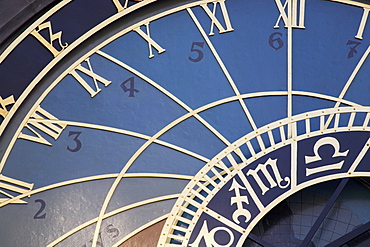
[{"left": 3, "top": 0, "right": 370, "bottom": 246}]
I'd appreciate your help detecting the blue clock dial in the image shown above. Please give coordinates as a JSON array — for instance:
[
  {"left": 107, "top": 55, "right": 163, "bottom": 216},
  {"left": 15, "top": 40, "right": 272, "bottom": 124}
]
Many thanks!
[{"left": 2, "top": 0, "right": 370, "bottom": 247}]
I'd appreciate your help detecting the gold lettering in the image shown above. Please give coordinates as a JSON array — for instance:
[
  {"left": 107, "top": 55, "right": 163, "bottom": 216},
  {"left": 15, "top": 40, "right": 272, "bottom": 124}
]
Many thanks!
[
  {"left": 18, "top": 106, "right": 66, "bottom": 146},
  {"left": 31, "top": 21, "right": 68, "bottom": 57},
  {"left": 69, "top": 58, "right": 112, "bottom": 97},
  {"left": 112, "top": 0, "right": 128, "bottom": 12},
  {"left": 0, "top": 174, "right": 34, "bottom": 205},
  {"left": 134, "top": 22, "right": 166, "bottom": 58},
  {"left": 274, "top": 0, "right": 306, "bottom": 29},
  {"left": 0, "top": 95, "right": 15, "bottom": 119},
  {"left": 200, "top": 0, "right": 234, "bottom": 35},
  {"left": 356, "top": 7, "right": 370, "bottom": 40}
]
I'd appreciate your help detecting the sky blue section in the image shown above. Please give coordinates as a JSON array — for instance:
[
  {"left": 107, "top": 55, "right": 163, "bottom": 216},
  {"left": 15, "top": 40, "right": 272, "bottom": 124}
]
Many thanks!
[
  {"left": 293, "top": 0, "right": 370, "bottom": 114},
  {"left": 159, "top": 116, "right": 227, "bottom": 159},
  {"left": 107, "top": 177, "right": 188, "bottom": 212},
  {"left": 4, "top": 126, "right": 146, "bottom": 188},
  {"left": 293, "top": 95, "right": 335, "bottom": 116},
  {"left": 26, "top": 0, "right": 370, "bottom": 194},
  {"left": 7, "top": 0, "right": 370, "bottom": 208},
  {"left": 42, "top": 53, "right": 188, "bottom": 136},
  {"left": 246, "top": 96, "right": 287, "bottom": 128},
  {"left": 199, "top": 100, "right": 252, "bottom": 143},
  {"left": 6, "top": 1, "right": 370, "bottom": 245},
  {"left": 101, "top": 10, "right": 236, "bottom": 110},
  {"left": 198, "top": 0, "right": 288, "bottom": 94},
  {"left": 345, "top": 56, "right": 370, "bottom": 106},
  {"left": 127, "top": 142, "right": 206, "bottom": 175}
]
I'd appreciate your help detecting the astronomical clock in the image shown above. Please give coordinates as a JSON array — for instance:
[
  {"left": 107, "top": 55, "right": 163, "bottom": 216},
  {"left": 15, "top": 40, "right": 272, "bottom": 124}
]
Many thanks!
[{"left": 2, "top": 0, "right": 370, "bottom": 246}]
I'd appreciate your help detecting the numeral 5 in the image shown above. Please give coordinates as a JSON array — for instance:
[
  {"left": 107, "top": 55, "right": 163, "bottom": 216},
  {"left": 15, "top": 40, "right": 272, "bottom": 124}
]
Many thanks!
[{"left": 189, "top": 42, "right": 205, "bottom": 62}]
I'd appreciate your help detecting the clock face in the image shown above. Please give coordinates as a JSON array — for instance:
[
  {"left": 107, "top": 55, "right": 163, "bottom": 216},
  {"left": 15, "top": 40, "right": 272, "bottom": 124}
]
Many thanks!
[{"left": 2, "top": 0, "right": 370, "bottom": 246}]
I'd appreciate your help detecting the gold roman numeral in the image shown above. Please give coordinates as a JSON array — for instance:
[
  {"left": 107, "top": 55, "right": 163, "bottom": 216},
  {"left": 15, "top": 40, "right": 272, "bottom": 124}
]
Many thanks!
[
  {"left": 274, "top": 0, "right": 306, "bottom": 29},
  {"left": 31, "top": 21, "right": 68, "bottom": 57},
  {"left": 18, "top": 106, "right": 66, "bottom": 146},
  {"left": 0, "top": 174, "right": 34, "bottom": 205},
  {"left": 134, "top": 22, "right": 166, "bottom": 58},
  {"left": 112, "top": 0, "right": 130, "bottom": 12},
  {"left": 69, "top": 58, "right": 112, "bottom": 97},
  {"left": 0, "top": 95, "right": 15, "bottom": 119},
  {"left": 329, "top": 0, "right": 370, "bottom": 40},
  {"left": 200, "top": 0, "right": 234, "bottom": 35}
]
